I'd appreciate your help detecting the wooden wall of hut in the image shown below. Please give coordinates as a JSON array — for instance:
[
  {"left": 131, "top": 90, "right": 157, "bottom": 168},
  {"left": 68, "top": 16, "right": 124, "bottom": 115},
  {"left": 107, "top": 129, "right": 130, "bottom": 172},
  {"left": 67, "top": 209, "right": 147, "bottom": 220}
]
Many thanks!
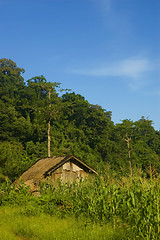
[{"left": 51, "top": 161, "right": 88, "bottom": 185}]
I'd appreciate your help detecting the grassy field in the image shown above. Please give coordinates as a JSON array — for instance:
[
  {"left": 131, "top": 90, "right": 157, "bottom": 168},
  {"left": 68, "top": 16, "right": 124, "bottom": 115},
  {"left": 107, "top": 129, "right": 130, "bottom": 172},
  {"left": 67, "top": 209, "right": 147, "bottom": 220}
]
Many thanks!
[
  {"left": 0, "top": 207, "right": 130, "bottom": 240},
  {"left": 1, "top": 175, "right": 160, "bottom": 239}
]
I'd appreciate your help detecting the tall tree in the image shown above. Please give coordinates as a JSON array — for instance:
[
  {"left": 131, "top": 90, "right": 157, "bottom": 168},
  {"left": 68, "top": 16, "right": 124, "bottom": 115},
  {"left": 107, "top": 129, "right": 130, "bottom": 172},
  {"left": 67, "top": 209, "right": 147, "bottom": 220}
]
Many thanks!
[
  {"left": 0, "top": 58, "right": 25, "bottom": 105},
  {"left": 115, "top": 119, "right": 134, "bottom": 175},
  {"left": 27, "top": 76, "right": 62, "bottom": 157}
]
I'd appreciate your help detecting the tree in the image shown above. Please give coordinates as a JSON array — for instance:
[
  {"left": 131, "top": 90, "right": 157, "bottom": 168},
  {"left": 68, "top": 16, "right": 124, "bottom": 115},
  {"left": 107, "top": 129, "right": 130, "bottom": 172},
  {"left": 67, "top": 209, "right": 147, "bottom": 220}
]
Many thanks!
[
  {"left": 61, "top": 92, "right": 114, "bottom": 169},
  {"left": 0, "top": 58, "right": 25, "bottom": 105},
  {"left": 27, "top": 76, "right": 63, "bottom": 157},
  {"left": 115, "top": 120, "right": 134, "bottom": 175},
  {"left": 133, "top": 117, "right": 160, "bottom": 171},
  {"left": 1, "top": 58, "right": 160, "bottom": 180},
  {"left": 0, "top": 141, "right": 32, "bottom": 180}
]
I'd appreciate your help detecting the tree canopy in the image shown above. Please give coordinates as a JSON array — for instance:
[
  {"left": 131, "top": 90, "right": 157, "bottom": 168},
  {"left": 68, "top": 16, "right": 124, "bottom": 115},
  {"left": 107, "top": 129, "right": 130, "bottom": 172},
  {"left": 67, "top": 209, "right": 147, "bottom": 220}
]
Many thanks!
[{"left": 0, "top": 58, "right": 160, "bottom": 181}]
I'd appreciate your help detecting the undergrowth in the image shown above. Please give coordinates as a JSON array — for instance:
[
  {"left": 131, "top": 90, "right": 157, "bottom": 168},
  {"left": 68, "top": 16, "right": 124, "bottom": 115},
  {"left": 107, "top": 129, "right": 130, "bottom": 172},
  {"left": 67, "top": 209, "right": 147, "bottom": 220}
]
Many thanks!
[
  {"left": 0, "top": 207, "right": 130, "bottom": 240},
  {"left": 0, "top": 175, "right": 160, "bottom": 239}
]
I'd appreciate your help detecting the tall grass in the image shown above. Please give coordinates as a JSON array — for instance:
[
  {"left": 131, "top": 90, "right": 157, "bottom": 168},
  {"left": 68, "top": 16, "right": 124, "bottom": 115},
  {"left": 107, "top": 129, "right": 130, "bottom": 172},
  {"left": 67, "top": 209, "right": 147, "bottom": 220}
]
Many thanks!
[
  {"left": 1, "top": 174, "right": 160, "bottom": 239},
  {"left": 0, "top": 207, "right": 129, "bottom": 240}
]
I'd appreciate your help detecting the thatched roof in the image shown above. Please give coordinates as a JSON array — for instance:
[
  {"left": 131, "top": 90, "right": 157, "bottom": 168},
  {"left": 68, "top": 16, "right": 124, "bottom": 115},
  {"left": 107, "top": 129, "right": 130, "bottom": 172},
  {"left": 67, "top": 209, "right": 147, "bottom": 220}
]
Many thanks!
[{"left": 18, "top": 155, "right": 97, "bottom": 183}]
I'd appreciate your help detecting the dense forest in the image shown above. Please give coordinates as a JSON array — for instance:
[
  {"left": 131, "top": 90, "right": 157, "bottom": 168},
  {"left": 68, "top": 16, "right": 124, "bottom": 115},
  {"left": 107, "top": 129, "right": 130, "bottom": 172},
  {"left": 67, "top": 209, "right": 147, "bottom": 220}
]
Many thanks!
[{"left": 0, "top": 58, "right": 160, "bottom": 181}]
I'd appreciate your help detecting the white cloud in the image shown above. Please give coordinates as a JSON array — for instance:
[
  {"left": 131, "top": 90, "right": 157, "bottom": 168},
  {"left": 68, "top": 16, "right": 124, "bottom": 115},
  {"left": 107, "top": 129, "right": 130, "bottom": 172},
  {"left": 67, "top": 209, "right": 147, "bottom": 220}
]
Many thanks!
[
  {"left": 70, "top": 57, "right": 152, "bottom": 78},
  {"left": 69, "top": 57, "right": 159, "bottom": 91},
  {"left": 118, "top": 58, "right": 151, "bottom": 78}
]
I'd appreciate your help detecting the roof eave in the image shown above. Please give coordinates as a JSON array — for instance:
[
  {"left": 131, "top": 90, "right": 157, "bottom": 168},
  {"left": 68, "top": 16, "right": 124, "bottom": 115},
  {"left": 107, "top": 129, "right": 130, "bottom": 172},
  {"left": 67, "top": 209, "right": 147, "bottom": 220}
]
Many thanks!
[{"left": 44, "top": 155, "right": 98, "bottom": 177}]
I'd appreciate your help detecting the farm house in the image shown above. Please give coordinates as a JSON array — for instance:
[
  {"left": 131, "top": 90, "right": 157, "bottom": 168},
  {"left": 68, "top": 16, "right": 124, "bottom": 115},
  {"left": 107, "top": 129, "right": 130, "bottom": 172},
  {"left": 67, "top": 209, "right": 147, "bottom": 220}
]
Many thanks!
[{"left": 16, "top": 155, "right": 97, "bottom": 193}]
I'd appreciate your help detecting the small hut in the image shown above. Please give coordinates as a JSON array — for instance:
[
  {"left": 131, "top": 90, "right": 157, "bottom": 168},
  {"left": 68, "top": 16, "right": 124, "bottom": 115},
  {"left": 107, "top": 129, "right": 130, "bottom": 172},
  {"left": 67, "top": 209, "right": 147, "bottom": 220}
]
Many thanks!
[{"left": 16, "top": 155, "right": 97, "bottom": 193}]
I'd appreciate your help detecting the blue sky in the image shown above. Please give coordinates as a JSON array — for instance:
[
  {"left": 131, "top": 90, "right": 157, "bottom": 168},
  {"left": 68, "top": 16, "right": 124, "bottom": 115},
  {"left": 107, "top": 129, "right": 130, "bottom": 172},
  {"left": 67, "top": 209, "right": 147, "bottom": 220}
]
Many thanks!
[{"left": 1, "top": 0, "right": 160, "bottom": 130}]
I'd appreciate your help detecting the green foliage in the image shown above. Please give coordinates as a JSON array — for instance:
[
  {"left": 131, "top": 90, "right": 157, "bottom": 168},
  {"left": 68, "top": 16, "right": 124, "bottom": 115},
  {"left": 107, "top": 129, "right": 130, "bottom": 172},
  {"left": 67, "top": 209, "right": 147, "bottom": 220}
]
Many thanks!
[
  {"left": 0, "top": 181, "right": 32, "bottom": 206},
  {"left": 1, "top": 176, "right": 160, "bottom": 239},
  {"left": 0, "top": 142, "right": 33, "bottom": 180},
  {"left": 0, "top": 58, "right": 160, "bottom": 180},
  {"left": 0, "top": 207, "right": 130, "bottom": 240}
]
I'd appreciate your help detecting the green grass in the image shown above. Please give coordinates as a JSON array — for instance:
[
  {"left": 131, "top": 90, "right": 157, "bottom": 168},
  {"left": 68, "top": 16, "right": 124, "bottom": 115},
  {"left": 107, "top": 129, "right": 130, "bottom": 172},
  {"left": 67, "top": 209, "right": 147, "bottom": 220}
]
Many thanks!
[
  {"left": 0, "top": 207, "right": 131, "bottom": 240},
  {"left": 1, "top": 176, "right": 160, "bottom": 239}
]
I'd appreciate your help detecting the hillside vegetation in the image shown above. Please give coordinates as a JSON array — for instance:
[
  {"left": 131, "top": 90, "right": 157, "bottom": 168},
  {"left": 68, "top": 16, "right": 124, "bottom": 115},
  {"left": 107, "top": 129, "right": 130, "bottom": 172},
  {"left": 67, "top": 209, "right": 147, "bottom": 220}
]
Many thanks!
[
  {"left": 1, "top": 58, "right": 160, "bottom": 239},
  {"left": 0, "top": 58, "right": 160, "bottom": 181}
]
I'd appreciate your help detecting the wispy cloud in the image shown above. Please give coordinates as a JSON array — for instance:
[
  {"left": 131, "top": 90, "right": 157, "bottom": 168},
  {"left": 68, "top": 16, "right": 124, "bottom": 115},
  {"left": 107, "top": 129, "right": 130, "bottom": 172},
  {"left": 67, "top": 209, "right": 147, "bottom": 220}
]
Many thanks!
[
  {"left": 91, "top": 0, "right": 112, "bottom": 13},
  {"left": 70, "top": 57, "right": 152, "bottom": 77},
  {"left": 90, "top": 0, "right": 132, "bottom": 33},
  {"left": 69, "top": 57, "right": 159, "bottom": 91}
]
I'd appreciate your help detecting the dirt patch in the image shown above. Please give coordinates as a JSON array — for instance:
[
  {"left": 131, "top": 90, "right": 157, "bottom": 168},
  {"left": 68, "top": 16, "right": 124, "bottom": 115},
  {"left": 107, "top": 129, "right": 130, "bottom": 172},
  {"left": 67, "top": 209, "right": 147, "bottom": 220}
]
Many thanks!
[{"left": 16, "top": 236, "right": 30, "bottom": 240}]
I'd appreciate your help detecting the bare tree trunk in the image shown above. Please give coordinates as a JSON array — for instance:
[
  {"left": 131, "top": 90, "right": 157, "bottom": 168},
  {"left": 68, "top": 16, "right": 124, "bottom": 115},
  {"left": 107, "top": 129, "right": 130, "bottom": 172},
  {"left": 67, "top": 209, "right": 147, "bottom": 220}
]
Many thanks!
[
  {"left": 129, "top": 159, "right": 132, "bottom": 177},
  {"left": 124, "top": 134, "right": 132, "bottom": 176},
  {"left": 48, "top": 119, "right": 51, "bottom": 158},
  {"left": 48, "top": 90, "right": 51, "bottom": 158}
]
